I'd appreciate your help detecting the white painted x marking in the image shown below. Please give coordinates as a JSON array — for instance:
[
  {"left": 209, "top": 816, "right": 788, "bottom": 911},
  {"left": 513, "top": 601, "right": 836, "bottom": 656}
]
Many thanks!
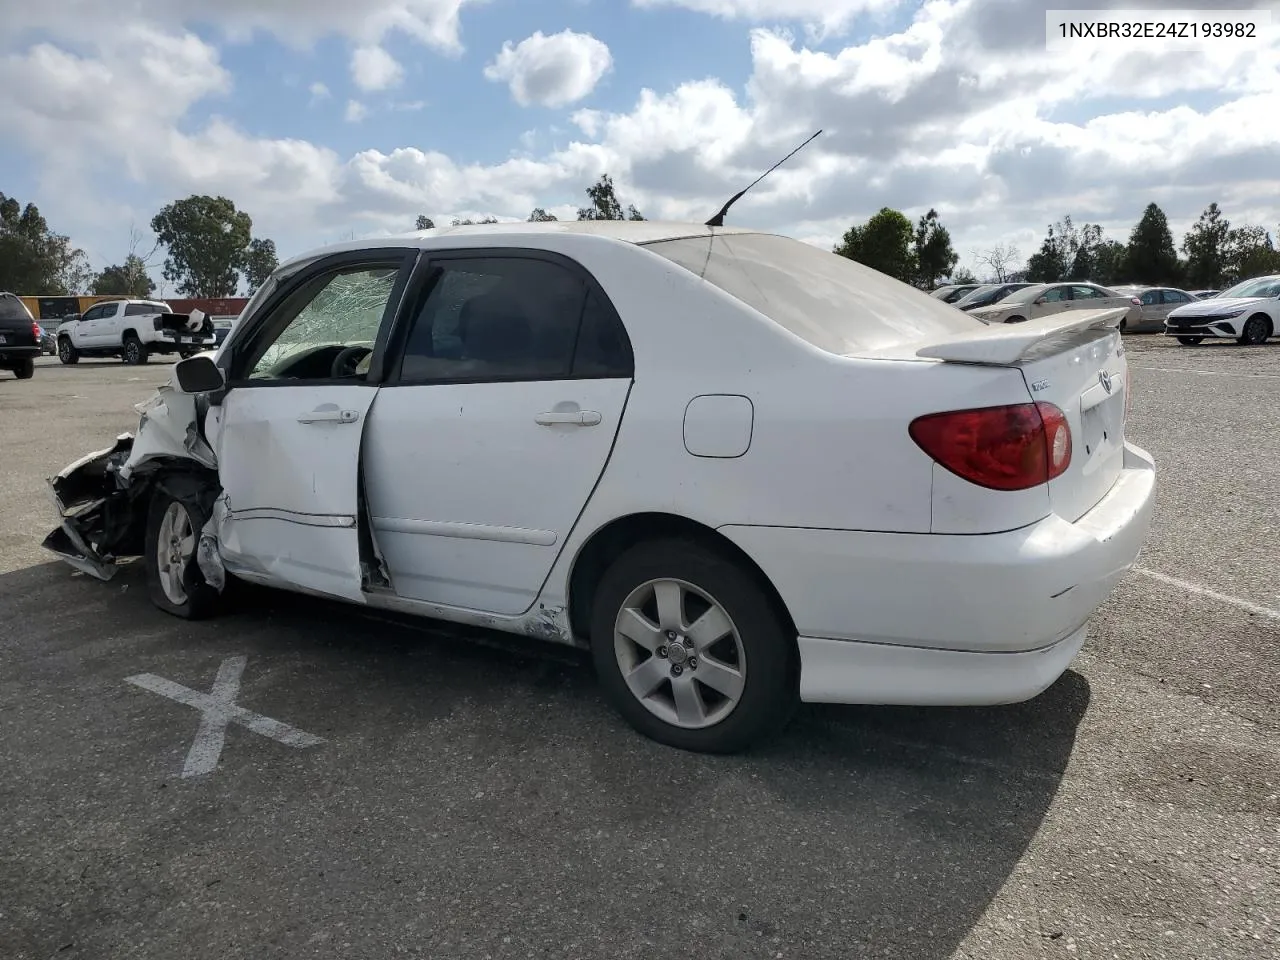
[{"left": 126, "top": 656, "right": 325, "bottom": 778}]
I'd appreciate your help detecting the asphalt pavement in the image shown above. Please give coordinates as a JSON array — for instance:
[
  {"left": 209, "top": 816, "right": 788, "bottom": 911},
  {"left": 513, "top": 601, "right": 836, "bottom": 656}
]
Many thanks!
[{"left": 1, "top": 343, "right": 1277, "bottom": 960}]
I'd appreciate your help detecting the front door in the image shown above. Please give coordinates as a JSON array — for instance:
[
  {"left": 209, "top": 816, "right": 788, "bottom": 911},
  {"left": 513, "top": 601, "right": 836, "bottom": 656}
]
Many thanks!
[
  {"left": 1033, "top": 284, "right": 1071, "bottom": 319},
  {"left": 362, "top": 251, "right": 634, "bottom": 616},
  {"left": 210, "top": 250, "right": 416, "bottom": 601}
]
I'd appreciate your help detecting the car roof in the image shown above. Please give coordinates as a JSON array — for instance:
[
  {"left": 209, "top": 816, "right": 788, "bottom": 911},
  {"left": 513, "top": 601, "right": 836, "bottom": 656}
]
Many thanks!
[{"left": 280, "top": 220, "right": 762, "bottom": 271}]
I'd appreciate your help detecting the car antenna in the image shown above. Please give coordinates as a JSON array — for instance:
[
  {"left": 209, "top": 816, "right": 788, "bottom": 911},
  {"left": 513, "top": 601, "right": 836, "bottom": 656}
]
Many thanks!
[{"left": 704, "top": 129, "right": 822, "bottom": 228}]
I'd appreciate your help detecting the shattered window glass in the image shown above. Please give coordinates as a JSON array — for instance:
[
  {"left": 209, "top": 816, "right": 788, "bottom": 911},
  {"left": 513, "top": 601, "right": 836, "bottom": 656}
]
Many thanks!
[{"left": 248, "top": 266, "right": 398, "bottom": 380}]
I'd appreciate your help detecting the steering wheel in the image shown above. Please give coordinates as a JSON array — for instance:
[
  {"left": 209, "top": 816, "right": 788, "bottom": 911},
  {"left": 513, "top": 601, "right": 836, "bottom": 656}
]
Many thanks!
[{"left": 330, "top": 345, "right": 373, "bottom": 379}]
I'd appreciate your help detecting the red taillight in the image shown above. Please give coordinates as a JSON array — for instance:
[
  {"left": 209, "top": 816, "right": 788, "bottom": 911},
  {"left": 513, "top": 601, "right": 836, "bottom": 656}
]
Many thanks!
[
  {"left": 909, "top": 402, "right": 1071, "bottom": 491},
  {"left": 32, "top": 321, "right": 40, "bottom": 340}
]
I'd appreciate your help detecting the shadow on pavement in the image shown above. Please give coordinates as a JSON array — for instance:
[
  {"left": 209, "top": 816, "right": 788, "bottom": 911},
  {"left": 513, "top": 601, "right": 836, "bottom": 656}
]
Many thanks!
[{"left": 1, "top": 559, "right": 1088, "bottom": 960}]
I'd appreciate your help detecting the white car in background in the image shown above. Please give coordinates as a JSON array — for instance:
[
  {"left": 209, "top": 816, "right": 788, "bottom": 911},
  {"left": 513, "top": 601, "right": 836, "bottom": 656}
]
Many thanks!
[
  {"left": 44, "top": 221, "right": 1156, "bottom": 753},
  {"left": 969, "top": 282, "right": 1143, "bottom": 329},
  {"left": 1164, "top": 274, "right": 1280, "bottom": 345}
]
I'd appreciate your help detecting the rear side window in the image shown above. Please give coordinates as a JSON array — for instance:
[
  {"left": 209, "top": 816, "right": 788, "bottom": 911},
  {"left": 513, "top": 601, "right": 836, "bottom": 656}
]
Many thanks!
[
  {"left": 124, "top": 303, "right": 159, "bottom": 316},
  {"left": 397, "top": 256, "right": 631, "bottom": 382},
  {"left": 0, "top": 295, "right": 33, "bottom": 320},
  {"left": 644, "top": 233, "right": 977, "bottom": 355}
]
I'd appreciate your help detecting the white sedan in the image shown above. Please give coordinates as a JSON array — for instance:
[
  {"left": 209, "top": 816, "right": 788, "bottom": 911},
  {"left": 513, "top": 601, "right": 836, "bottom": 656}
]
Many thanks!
[
  {"left": 44, "top": 221, "right": 1156, "bottom": 753},
  {"left": 1164, "top": 274, "right": 1280, "bottom": 345}
]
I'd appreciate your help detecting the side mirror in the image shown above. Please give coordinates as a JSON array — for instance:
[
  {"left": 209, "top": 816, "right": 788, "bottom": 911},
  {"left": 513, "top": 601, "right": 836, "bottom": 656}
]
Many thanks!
[
  {"left": 1033, "top": 296, "right": 1047, "bottom": 305},
  {"left": 174, "top": 354, "right": 225, "bottom": 394}
]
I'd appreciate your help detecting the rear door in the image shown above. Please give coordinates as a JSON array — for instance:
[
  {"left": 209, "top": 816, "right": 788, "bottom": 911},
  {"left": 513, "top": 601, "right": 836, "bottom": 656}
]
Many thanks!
[
  {"left": 1161, "top": 289, "right": 1194, "bottom": 319},
  {"left": 209, "top": 249, "right": 416, "bottom": 601},
  {"left": 362, "top": 250, "right": 634, "bottom": 616}
]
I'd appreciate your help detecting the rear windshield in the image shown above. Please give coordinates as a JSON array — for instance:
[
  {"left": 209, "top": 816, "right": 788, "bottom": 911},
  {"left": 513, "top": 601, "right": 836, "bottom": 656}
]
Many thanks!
[
  {"left": 0, "top": 295, "right": 33, "bottom": 320},
  {"left": 643, "top": 233, "right": 977, "bottom": 354}
]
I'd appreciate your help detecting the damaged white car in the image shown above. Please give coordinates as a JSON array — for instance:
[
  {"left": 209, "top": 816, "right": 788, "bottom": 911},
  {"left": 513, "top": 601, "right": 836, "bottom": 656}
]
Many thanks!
[{"left": 45, "top": 221, "right": 1156, "bottom": 753}]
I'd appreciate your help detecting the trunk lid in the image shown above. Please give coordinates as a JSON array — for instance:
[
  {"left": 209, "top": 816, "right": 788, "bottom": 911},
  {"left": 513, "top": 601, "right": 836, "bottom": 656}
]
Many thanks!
[{"left": 914, "top": 306, "right": 1129, "bottom": 523}]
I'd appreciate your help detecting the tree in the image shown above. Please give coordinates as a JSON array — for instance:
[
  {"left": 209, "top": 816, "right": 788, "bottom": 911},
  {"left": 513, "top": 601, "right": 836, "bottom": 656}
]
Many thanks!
[
  {"left": 92, "top": 254, "right": 155, "bottom": 297},
  {"left": 528, "top": 208, "right": 558, "bottom": 222},
  {"left": 243, "top": 238, "right": 278, "bottom": 293},
  {"left": 1223, "top": 225, "right": 1280, "bottom": 281},
  {"left": 1025, "top": 216, "right": 1088, "bottom": 283},
  {"left": 0, "top": 192, "right": 92, "bottom": 294},
  {"left": 150, "top": 195, "right": 277, "bottom": 297},
  {"left": 912, "top": 208, "right": 959, "bottom": 289},
  {"left": 833, "top": 207, "right": 917, "bottom": 284},
  {"left": 1124, "top": 202, "right": 1180, "bottom": 285},
  {"left": 415, "top": 215, "right": 435, "bottom": 230},
  {"left": 1091, "top": 240, "right": 1128, "bottom": 287},
  {"left": 1181, "top": 203, "right": 1231, "bottom": 288},
  {"left": 975, "top": 242, "right": 1020, "bottom": 283},
  {"left": 451, "top": 216, "right": 499, "bottom": 226},
  {"left": 951, "top": 266, "right": 978, "bottom": 284},
  {"left": 577, "top": 174, "right": 645, "bottom": 221}
]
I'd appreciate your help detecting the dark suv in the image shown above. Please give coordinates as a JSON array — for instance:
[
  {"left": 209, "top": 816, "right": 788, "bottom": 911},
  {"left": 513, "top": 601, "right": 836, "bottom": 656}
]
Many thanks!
[{"left": 0, "top": 292, "right": 40, "bottom": 379}]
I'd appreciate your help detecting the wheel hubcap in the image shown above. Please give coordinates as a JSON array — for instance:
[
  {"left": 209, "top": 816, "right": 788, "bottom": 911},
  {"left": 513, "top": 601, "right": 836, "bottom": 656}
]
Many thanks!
[
  {"left": 613, "top": 577, "right": 746, "bottom": 730},
  {"left": 156, "top": 501, "right": 195, "bottom": 606}
]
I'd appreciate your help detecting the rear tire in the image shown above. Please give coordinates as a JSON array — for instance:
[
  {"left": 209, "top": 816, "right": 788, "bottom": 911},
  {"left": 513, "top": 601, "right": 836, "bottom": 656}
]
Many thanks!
[
  {"left": 58, "top": 337, "right": 79, "bottom": 364},
  {"left": 1176, "top": 336, "right": 1204, "bottom": 346},
  {"left": 1006, "top": 315, "right": 1028, "bottom": 324},
  {"left": 123, "top": 335, "right": 148, "bottom": 365},
  {"left": 13, "top": 358, "right": 34, "bottom": 379},
  {"left": 1238, "top": 314, "right": 1271, "bottom": 345},
  {"left": 145, "top": 487, "right": 221, "bottom": 620},
  {"left": 589, "top": 537, "right": 798, "bottom": 754}
]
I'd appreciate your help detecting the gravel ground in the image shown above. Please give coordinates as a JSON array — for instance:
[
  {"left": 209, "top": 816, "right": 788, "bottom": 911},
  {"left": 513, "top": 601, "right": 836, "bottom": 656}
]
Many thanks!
[{"left": 1, "top": 340, "right": 1276, "bottom": 960}]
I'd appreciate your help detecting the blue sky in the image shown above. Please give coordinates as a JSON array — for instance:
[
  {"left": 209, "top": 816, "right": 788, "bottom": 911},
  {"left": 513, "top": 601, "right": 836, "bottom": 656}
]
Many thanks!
[{"left": 1, "top": 0, "right": 1278, "bottom": 291}]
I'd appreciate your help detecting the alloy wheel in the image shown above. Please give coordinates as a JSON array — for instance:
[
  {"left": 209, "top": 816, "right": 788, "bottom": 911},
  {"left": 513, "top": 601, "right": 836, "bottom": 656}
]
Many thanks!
[{"left": 613, "top": 577, "right": 746, "bottom": 730}]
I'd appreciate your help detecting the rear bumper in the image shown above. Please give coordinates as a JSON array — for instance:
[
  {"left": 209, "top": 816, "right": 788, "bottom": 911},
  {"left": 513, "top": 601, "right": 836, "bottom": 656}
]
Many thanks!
[
  {"left": 0, "top": 345, "right": 39, "bottom": 360},
  {"left": 796, "top": 625, "right": 1088, "bottom": 706},
  {"left": 721, "top": 442, "right": 1156, "bottom": 704}
]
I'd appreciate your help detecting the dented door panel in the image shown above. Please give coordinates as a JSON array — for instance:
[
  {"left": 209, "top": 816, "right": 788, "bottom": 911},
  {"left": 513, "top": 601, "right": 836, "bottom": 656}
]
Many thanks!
[{"left": 213, "top": 384, "right": 380, "bottom": 601}]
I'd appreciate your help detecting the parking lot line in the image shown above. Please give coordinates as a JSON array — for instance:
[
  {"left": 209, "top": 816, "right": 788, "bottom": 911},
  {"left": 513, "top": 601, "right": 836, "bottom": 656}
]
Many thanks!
[
  {"left": 1133, "top": 566, "right": 1280, "bottom": 621},
  {"left": 1130, "top": 365, "right": 1280, "bottom": 380}
]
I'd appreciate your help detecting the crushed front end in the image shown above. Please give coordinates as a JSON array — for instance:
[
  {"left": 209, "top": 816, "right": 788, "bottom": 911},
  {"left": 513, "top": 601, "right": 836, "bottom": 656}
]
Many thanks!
[{"left": 42, "top": 384, "right": 225, "bottom": 585}]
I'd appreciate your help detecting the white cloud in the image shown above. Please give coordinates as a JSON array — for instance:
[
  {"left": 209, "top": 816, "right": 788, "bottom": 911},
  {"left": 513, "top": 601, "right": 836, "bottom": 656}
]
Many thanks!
[
  {"left": 351, "top": 44, "right": 404, "bottom": 91},
  {"left": 0, "top": 0, "right": 483, "bottom": 52},
  {"left": 631, "top": 0, "right": 903, "bottom": 36},
  {"left": 484, "top": 30, "right": 612, "bottom": 107},
  {"left": 344, "top": 100, "right": 369, "bottom": 122},
  {"left": 309, "top": 81, "right": 331, "bottom": 101}
]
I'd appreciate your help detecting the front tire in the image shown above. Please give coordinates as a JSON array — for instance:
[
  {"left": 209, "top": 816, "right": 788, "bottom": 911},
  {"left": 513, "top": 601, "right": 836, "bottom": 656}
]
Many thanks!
[
  {"left": 1176, "top": 336, "right": 1203, "bottom": 346},
  {"left": 13, "top": 358, "right": 34, "bottom": 379},
  {"left": 58, "top": 337, "right": 79, "bottom": 364},
  {"left": 1238, "top": 314, "right": 1271, "bottom": 345},
  {"left": 123, "top": 335, "right": 148, "bottom": 365},
  {"left": 589, "top": 538, "right": 797, "bottom": 753},
  {"left": 1006, "top": 315, "right": 1027, "bottom": 324},
  {"left": 145, "top": 488, "right": 220, "bottom": 620}
]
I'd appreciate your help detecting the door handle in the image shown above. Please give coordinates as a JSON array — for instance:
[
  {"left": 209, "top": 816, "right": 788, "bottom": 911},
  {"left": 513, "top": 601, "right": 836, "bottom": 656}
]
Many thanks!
[
  {"left": 535, "top": 410, "right": 602, "bottom": 426},
  {"left": 297, "top": 409, "right": 360, "bottom": 424}
]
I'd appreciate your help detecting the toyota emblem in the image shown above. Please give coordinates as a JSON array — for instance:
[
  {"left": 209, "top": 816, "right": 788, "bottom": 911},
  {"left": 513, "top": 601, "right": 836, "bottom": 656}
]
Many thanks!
[{"left": 1099, "top": 370, "right": 1113, "bottom": 394}]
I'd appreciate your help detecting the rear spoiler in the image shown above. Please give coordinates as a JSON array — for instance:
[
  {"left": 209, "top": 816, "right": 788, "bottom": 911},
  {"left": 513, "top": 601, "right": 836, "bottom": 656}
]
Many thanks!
[{"left": 915, "top": 307, "right": 1127, "bottom": 365}]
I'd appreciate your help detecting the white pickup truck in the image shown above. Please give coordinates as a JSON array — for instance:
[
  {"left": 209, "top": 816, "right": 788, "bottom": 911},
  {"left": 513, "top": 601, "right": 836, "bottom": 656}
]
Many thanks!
[{"left": 56, "top": 299, "right": 217, "bottom": 365}]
